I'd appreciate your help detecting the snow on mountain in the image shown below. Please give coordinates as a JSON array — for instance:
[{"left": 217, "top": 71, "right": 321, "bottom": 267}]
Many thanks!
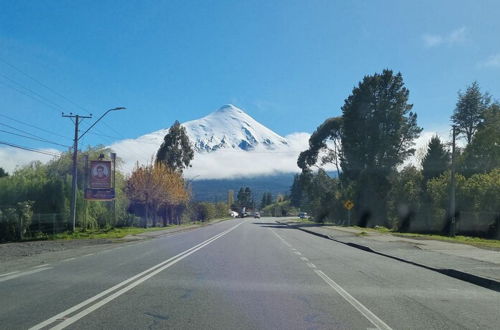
[
  {"left": 132, "top": 104, "right": 288, "bottom": 153},
  {"left": 110, "top": 105, "right": 310, "bottom": 178}
]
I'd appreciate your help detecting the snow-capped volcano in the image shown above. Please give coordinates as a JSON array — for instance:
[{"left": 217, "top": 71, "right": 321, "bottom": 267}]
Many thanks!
[
  {"left": 135, "top": 104, "right": 288, "bottom": 153},
  {"left": 110, "top": 105, "right": 310, "bottom": 178},
  {"left": 185, "top": 104, "right": 288, "bottom": 152}
]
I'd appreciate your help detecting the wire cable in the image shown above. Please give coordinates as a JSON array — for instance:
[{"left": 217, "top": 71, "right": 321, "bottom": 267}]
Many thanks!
[
  {"left": 0, "top": 140, "right": 61, "bottom": 157},
  {"left": 0, "top": 57, "right": 127, "bottom": 139},
  {"left": 0, "top": 129, "right": 70, "bottom": 148},
  {"left": 0, "top": 73, "right": 66, "bottom": 113},
  {"left": 0, "top": 113, "right": 70, "bottom": 140}
]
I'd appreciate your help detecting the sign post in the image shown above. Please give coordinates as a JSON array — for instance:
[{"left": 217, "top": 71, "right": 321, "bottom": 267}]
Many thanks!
[
  {"left": 85, "top": 159, "right": 116, "bottom": 201},
  {"left": 343, "top": 200, "right": 354, "bottom": 226}
]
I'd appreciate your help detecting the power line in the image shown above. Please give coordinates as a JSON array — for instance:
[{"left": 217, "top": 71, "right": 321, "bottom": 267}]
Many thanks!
[
  {"left": 0, "top": 73, "right": 66, "bottom": 113},
  {"left": 0, "top": 56, "right": 90, "bottom": 114},
  {"left": 0, "top": 129, "right": 70, "bottom": 148},
  {"left": 0, "top": 122, "right": 67, "bottom": 144},
  {"left": 0, "top": 56, "right": 127, "bottom": 140},
  {"left": 0, "top": 140, "right": 61, "bottom": 157},
  {"left": 0, "top": 113, "right": 70, "bottom": 140}
]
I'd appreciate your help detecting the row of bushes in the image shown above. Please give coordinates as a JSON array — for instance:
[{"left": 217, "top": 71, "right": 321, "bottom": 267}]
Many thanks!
[{"left": 291, "top": 168, "right": 500, "bottom": 238}]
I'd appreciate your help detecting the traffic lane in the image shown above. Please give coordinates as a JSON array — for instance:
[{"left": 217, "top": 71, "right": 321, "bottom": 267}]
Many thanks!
[
  {"left": 0, "top": 219, "right": 243, "bottom": 330},
  {"left": 68, "top": 218, "right": 376, "bottom": 330},
  {"left": 271, "top": 221, "right": 500, "bottom": 330}
]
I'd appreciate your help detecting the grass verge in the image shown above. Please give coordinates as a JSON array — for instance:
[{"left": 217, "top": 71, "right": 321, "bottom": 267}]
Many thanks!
[
  {"left": 32, "top": 217, "right": 233, "bottom": 241},
  {"left": 391, "top": 232, "right": 500, "bottom": 250},
  {"left": 285, "top": 219, "right": 500, "bottom": 250}
]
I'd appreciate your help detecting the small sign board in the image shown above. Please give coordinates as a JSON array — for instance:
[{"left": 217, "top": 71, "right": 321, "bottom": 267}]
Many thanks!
[
  {"left": 343, "top": 200, "right": 354, "bottom": 210},
  {"left": 85, "top": 188, "right": 115, "bottom": 201},
  {"left": 89, "top": 161, "right": 111, "bottom": 189}
]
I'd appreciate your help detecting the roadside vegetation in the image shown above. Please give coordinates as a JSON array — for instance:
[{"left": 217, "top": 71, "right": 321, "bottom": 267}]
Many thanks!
[
  {"left": 0, "top": 121, "right": 231, "bottom": 243},
  {"left": 291, "top": 71, "right": 499, "bottom": 239}
]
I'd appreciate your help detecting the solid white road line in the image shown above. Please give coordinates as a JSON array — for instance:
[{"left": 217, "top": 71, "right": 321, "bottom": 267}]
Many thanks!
[
  {"left": 29, "top": 220, "right": 245, "bottom": 330},
  {"left": 0, "top": 271, "right": 20, "bottom": 278},
  {"left": 314, "top": 270, "right": 392, "bottom": 330},
  {"left": 33, "top": 264, "right": 50, "bottom": 269},
  {"left": 0, "top": 267, "right": 52, "bottom": 283}
]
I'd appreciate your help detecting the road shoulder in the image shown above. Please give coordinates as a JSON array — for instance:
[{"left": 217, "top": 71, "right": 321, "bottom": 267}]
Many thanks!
[{"left": 277, "top": 219, "right": 500, "bottom": 291}]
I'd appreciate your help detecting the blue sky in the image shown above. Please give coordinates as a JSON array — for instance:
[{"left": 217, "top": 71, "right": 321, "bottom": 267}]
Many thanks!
[{"left": 1, "top": 0, "right": 499, "bottom": 157}]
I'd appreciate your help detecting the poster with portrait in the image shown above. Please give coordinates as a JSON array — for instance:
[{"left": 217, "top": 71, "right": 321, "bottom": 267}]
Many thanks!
[{"left": 89, "top": 161, "right": 111, "bottom": 189}]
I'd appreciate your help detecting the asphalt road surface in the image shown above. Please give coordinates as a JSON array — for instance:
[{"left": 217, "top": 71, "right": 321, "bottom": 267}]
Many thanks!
[{"left": 1, "top": 217, "right": 499, "bottom": 329}]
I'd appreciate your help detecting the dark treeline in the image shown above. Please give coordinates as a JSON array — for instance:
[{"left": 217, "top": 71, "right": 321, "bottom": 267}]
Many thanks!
[{"left": 292, "top": 71, "right": 499, "bottom": 238}]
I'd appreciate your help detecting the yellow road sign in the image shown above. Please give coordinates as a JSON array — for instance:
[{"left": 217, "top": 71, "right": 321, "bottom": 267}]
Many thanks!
[{"left": 343, "top": 200, "right": 354, "bottom": 210}]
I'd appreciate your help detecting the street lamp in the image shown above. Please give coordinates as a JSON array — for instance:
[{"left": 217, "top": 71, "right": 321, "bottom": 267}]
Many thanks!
[
  {"left": 79, "top": 107, "right": 126, "bottom": 140},
  {"left": 65, "top": 107, "right": 126, "bottom": 232}
]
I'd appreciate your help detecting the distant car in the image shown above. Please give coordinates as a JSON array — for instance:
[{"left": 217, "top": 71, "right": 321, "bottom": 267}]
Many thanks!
[
  {"left": 229, "top": 211, "right": 239, "bottom": 218},
  {"left": 254, "top": 212, "right": 260, "bottom": 218},
  {"left": 299, "top": 212, "right": 308, "bottom": 219}
]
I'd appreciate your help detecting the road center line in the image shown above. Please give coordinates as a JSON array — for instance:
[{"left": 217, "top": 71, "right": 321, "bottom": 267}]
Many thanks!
[{"left": 29, "top": 220, "right": 245, "bottom": 330}]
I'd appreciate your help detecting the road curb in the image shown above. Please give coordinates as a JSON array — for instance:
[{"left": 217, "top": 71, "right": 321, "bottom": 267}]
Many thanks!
[{"left": 277, "top": 221, "right": 500, "bottom": 293}]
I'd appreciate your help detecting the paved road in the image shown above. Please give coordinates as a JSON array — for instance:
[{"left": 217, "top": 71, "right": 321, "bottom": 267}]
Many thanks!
[{"left": 1, "top": 217, "right": 499, "bottom": 329}]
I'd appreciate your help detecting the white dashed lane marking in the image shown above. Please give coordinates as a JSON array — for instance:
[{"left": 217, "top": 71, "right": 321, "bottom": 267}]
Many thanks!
[{"left": 270, "top": 228, "right": 392, "bottom": 330}]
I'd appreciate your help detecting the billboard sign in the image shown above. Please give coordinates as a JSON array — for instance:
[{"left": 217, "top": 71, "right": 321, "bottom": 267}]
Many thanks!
[
  {"left": 85, "top": 188, "right": 115, "bottom": 201},
  {"left": 90, "top": 161, "right": 111, "bottom": 189}
]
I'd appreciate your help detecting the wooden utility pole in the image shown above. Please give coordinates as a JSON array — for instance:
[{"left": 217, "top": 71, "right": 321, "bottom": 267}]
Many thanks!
[
  {"left": 62, "top": 113, "right": 92, "bottom": 232},
  {"left": 450, "top": 125, "right": 457, "bottom": 237}
]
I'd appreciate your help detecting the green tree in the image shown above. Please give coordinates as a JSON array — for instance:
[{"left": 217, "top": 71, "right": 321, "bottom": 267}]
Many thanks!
[
  {"left": 236, "top": 187, "right": 253, "bottom": 209},
  {"left": 227, "top": 190, "right": 234, "bottom": 209},
  {"left": 260, "top": 192, "right": 273, "bottom": 209},
  {"left": 387, "top": 166, "right": 424, "bottom": 232},
  {"left": 298, "top": 116, "right": 343, "bottom": 175},
  {"left": 341, "top": 70, "right": 422, "bottom": 226},
  {"left": 265, "top": 192, "right": 273, "bottom": 207},
  {"left": 421, "top": 136, "right": 450, "bottom": 182},
  {"left": 156, "top": 120, "right": 194, "bottom": 172},
  {"left": 459, "top": 103, "right": 500, "bottom": 176},
  {"left": 290, "top": 171, "right": 313, "bottom": 209},
  {"left": 452, "top": 81, "right": 491, "bottom": 144},
  {"left": 0, "top": 167, "right": 8, "bottom": 178}
]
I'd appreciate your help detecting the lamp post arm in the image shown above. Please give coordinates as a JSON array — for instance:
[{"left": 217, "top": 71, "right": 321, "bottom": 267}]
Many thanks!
[{"left": 78, "top": 107, "right": 125, "bottom": 140}]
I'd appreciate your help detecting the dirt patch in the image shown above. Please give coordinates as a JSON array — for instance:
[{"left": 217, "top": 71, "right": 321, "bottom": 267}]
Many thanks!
[{"left": 0, "top": 239, "right": 114, "bottom": 263}]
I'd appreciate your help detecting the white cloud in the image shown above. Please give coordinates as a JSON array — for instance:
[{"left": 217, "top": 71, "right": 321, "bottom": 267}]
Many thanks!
[
  {"left": 3, "top": 129, "right": 462, "bottom": 179},
  {"left": 109, "top": 138, "right": 159, "bottom": 173},
  {"left": 422, "top": 27, "right": 467, "bottom": 48},
  {"left": 478, "top": 53, "right": 500, "bottom": 68},
  {"left": 181, "top": 132, "right": 311, "bottom": 180},
  {"left": 0, "top": 147, "right": 60, "bottom": 173},
  {"left": 109, "top": 132, "right": 311, "bottom": 180},
  {"left": 422, "top": 34, "right": 443, "bottom": 48}
]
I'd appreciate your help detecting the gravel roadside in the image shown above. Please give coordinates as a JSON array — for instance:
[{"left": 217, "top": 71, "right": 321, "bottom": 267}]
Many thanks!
[{"left": 0, "top": 218, "right": 233, "bottom": 274}]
